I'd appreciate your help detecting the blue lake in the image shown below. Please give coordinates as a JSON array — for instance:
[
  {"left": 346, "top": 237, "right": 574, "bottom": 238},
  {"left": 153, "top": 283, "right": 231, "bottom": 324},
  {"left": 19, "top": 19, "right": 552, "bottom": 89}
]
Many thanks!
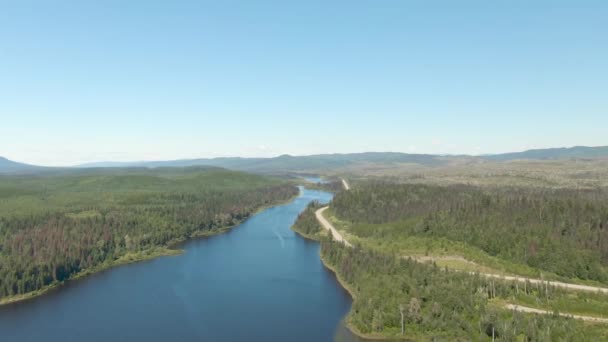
[{"left": 0, "top": 188, "right": 361, "bottom": 341}]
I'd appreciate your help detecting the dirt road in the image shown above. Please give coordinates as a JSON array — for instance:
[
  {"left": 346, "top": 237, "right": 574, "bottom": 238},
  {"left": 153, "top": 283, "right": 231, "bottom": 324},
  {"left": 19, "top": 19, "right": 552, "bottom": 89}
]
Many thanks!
[
  {"left": 315, "top": 207, "right": 352, "bottom": 247},
  {"left": 474, "top": 272, "right": 608, "bottom": 294},
  {"left": 505, "top": 304, "right": 608, "bottom": 323}
]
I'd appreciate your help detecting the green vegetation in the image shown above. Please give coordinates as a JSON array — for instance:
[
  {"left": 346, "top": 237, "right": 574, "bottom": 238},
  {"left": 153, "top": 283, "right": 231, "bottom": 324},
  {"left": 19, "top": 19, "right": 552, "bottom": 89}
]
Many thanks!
[
  {"left": 323, "top": 240, "right": 608, "bottom": 340},
  {"left": 323, "top": 225, "right": 555, "bottom": 281},
  {"left": 331, "top": 182, "right": 608, "bottom": 283},
  {"left": 293, "top": 175, "right": 608, "bottom": 340},
  {"left": 301, "top": 180, "right": 345, "bottom": 193},
  {"left": 291, "top": 201, "right": 328, "bottom": 240},
  {"left": 292, "top": 203, "right": 608, "bottom": 340},
  {"left": 0, "top": 167, "right": 297, "bottom": 302},
  {"left": 496, "top": 288, "right": 608, "bottom": 319},
  {"left": 337, "top": 159, "right": 608, "bottom": 190}
]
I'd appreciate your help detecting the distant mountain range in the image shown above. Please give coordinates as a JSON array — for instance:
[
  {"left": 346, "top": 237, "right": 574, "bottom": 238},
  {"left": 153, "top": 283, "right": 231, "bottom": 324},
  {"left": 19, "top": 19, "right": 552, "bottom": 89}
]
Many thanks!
[
  {"left": 77, "top": 152, "right": 448, "bottom": 172},
  {"left": 2, "top": 146, "right": 607, "bottom": 174},
  {"left": 483, "top": 145, "right": 608, "bottom": 161},
  {"left": 0, "top": 157, "right": 46, "bottom": 173}
]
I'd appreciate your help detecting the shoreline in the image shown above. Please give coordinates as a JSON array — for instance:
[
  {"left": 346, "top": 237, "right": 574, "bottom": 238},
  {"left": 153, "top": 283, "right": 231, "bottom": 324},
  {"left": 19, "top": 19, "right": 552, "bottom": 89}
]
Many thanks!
[
  {"left": 319, "top": 253, "right": 393, "bottom": 341},
  {"left": 0, "top": 190, "right": 300, "bottom": 307},
  {"left": 0, "top": 247, "right": 183, "bottom": 307},
  {"left": 301, "top": 213, "right": 608, "bottom": 340},
  {"left": 291, "top": 224, "right": 386, "bottom": 341}
]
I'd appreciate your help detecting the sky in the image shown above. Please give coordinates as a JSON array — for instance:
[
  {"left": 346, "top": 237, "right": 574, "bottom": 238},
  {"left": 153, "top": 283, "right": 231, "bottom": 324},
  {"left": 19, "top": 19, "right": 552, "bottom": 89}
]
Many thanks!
[{"left": 1, "top": 0, "right": 607, "bottom": 166}]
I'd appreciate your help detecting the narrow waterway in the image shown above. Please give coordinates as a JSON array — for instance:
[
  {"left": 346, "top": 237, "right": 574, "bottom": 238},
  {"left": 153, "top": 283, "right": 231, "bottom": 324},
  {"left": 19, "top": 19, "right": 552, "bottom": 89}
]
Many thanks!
[{"left": 0, "top": 187, "right": 361, "bottom": 342}]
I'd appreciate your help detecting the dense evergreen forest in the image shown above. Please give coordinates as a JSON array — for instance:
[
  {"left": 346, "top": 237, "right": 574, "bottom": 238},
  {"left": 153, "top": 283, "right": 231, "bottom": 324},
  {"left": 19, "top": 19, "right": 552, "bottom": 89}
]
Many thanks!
[
  {"left": 302, "top": 179, "right": 344, "bottom": 193},
  {"left": 292, "top": 203, "right": 608, "bottom": 340},
  {"left": 331, "top": 182, "right": 608, "bottom": 283},
  {"left": 292, "top": 201, "right": 325, "bottom": 238},
  {"left": 0, "top": 167, "right": 297, "bottom": 300},
  {"left": 322, "top": 239, "right": 608, "bottom": 340}
]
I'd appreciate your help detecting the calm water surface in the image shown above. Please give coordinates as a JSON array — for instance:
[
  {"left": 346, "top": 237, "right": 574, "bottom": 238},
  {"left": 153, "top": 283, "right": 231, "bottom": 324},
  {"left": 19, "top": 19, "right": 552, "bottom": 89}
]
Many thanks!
[{"left": 0, "top": 188, "right": 363, "bottom": 342}]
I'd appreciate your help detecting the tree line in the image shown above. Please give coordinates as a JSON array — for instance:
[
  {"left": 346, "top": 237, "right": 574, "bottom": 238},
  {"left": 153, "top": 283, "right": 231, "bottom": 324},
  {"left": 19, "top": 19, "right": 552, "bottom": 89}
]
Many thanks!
[
  {"left": 292, "top": 202, "right": 608, "bottom": 340},
  {"left": 331, "top": 182, "right": 608, "bottom": 282},
  {"left": 321, "top": 238, "right": 607, "bottom": 340},
  {"left": 0, "top": 169, "right": 297, "bottom": 299}
]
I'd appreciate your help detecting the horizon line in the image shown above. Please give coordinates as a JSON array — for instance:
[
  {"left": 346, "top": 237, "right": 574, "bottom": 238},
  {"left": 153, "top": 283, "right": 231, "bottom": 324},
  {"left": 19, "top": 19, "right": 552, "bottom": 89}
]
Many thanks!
[{"left": 2, "top": 144, "right": 607, "bottom": 168}]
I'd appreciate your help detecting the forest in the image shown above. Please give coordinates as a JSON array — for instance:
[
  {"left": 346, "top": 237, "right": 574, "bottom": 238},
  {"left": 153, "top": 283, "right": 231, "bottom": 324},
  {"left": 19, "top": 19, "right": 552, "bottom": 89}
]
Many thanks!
[
  {"left": 0, "top": 167, "right": 297, "bottom": 300},
  {"left": 292, "top": 202, "right": 608, "bottom": 340},
  {"left": 330, "top": 182, "right": 608, "bottom": 283},
  {"left": 301, "top": 179, "right": 345, "bottom": 193}
]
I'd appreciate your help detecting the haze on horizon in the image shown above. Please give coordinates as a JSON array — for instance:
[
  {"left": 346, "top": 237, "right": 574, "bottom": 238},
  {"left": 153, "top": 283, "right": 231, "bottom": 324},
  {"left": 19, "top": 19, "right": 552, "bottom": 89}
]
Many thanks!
[{"left": 2, "top": 0, "right": 607, "bottom": 166}]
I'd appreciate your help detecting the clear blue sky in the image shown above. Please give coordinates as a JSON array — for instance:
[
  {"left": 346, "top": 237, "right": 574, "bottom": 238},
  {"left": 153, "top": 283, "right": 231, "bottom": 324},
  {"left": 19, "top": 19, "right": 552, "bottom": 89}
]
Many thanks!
[{"left": 1, "top": 0, "right": 607, "bottom": 166}]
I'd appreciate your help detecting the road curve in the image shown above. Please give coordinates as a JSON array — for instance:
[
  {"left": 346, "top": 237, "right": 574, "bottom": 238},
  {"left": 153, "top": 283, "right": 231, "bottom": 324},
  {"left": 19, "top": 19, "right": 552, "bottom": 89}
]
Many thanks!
[
  {"left": 315, "top": 207, "right": 352, "bottom": 247},
  {"left": 505, "top": 304, "right": 608, "bottom": 323}
]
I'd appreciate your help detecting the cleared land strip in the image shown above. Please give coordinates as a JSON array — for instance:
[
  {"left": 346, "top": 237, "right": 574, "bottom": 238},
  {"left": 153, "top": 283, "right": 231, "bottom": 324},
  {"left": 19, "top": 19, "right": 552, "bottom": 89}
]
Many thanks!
[
  {"left": 341, "top": 178, "right": 350, "bottom": 190},
  {"left": 317, "top": 209, "right": 608, "bottom": 294},
  {"left": 471, "top": 271, "right": 608, "bottom": 294},
  {"left": 411, "top": 255, "right": 608, "bottom": 294},
  {"left": 505, "top": 304, "right": 608, "bottom": 324}
]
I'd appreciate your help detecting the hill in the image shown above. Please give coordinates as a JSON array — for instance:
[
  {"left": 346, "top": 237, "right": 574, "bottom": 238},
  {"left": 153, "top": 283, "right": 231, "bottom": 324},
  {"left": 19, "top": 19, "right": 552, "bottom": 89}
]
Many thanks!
[
  {"left": 79, "top": 147, "right": 608, "bottom": 173},
  {"left": 79, "top": 152, "right": 449, "bottom": 173},
  {"left": 484, "top": 145, "right": 608, "bottom": 161},
  {"left": 0, "top": 157, "right": 45, "bottom": 173},
  {"left": 4, "top": 145, "right": 608, "bottom": 176}
]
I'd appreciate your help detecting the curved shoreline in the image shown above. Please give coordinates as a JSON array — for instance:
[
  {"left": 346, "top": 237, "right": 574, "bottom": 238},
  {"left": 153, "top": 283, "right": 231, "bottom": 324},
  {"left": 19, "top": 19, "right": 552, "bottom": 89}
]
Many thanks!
[
  {"left": 0, "top": 192, "right": 299, "bottom": 307},
  {"left": 291, "top": 217, "right": 385, "bottom": 341},
  {"left": 290, "top": 226, "right": 387, "bottom": 341},
  {"left": 311, "top": 206, "right": 608, "bottom": 340},
  {"left": 319, "top": 251, "right": 389, "bottom": 341},
  {"left": 0, "top": 247, "right": 183, "bottom": 307},
  {"left": 307, "top": 178, "right": 382, "bottom": 340}
]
